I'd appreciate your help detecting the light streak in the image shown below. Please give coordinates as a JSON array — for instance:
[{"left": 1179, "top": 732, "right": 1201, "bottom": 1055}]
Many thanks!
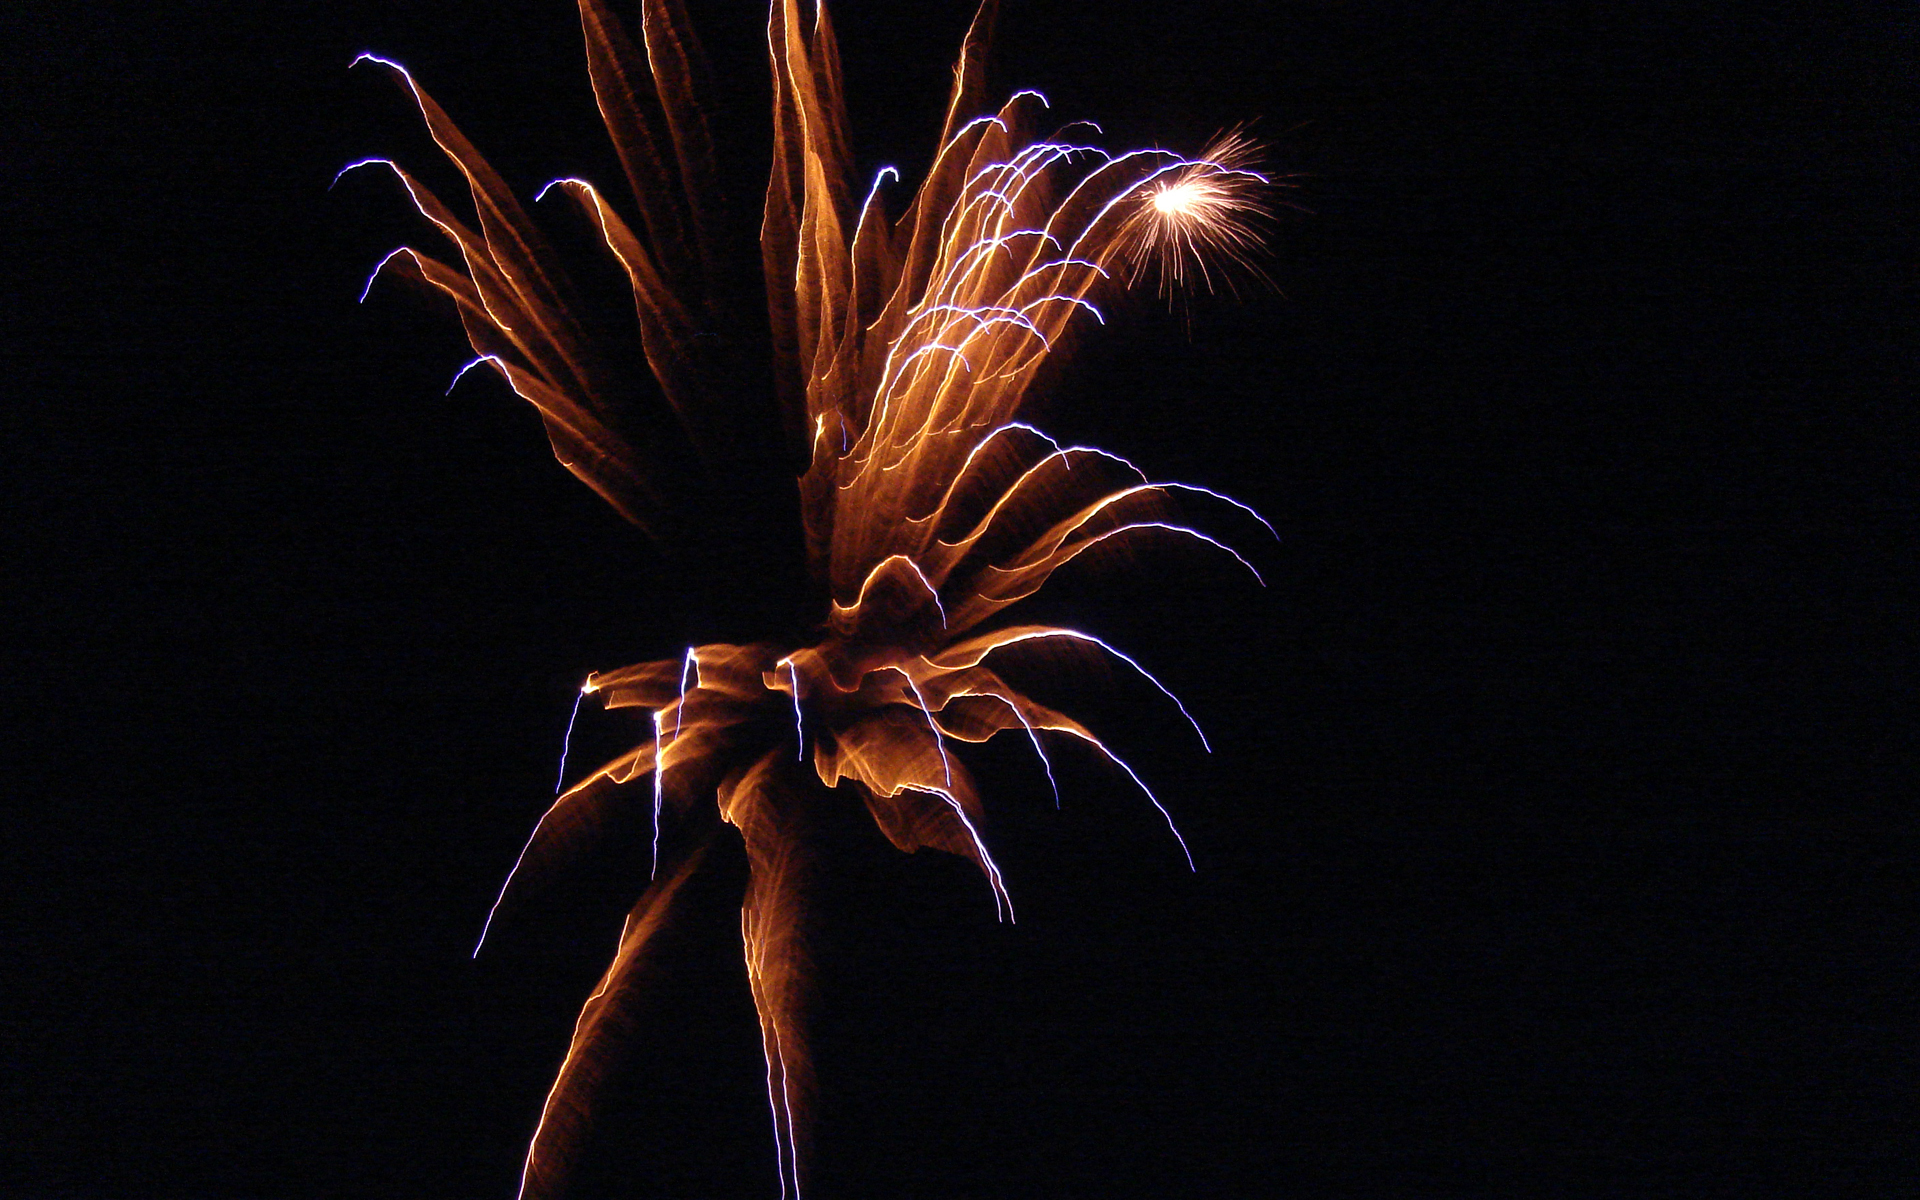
[
  {"left": 329, "top": 156, "right": 396, "bottom": 190},
  {"left": 764, "top": 998, "right": 802, "bottom": 1198},
  {"left": 473, "top": 835, "right": 535, "bottom": 959},
  {"left": 891, "top": 667, "right": 954, "bottom": 793},
  {"left": 1059, "top": 519, "right": 1268, "bottom": 586},
  {"left": 852, "top": 166, "right": 900, "bottom": 246},
  {"left": 554, "top": 682, "right": 589, "bottom": 795},
  {"left": 356, "top": 246, "right": 410, "bottom": 303},
  {"left": 761, "top": 1041, "right": 788, "bottom": 1200},
  {"left": 515, "top": 909, "right": 630, "bottom": 1200},
  {"left": 1075, "top": 735, "right": 1195, "bottom": 871},
  {"left": 832, "top": 554, "right": 949, "bottom": 628},
  {"left": 331, "top": 149, "right": 526, "bottom": 334},
  {"left": 782, "top": 658, "right": 804, "bottom": 760},
  {"left": 651, "top": 710, "right": 665, "bottom": 879},
  {"left": 1158, "top": 482, "right": 1280, "bottom": 539},
  {"left": 446, "top": 354, "right": 500, "bottom": 394},
  {"left": 750, "top": 938, "right": 789, "bottom": 1200},
  {"left": 963, "top": 689, "right": 1061, "bottom": 808},
  {"left": 534, "top": 177, "right": 585, "bottom": 203},
  {"left": 889, "top": 341, "right": 974, "bottom": 386},
  {"left": 471, "top": 741, "right": 654, "bottom": 960},
  {"left": 1018, "top": 292, "right": 1104, "bottom": 324},
  {"left": 908, "top": 786, "right": 1012, "bottom": 921},
  {"left": 677, "top": 647, "right": 698, "bottom": 739},
  {"left": 350, "top": 50, "right": 406, "bottom": 77},
  {"left": 948, "top": 627, "right": 1215, "bottom": 752},
  {"left": 770, "top": 1020, "right": 801, "bottom": 1200},
  {"left": 943, "top": 113, "right": 1010, "bottom": 153},
  {"left": 898, "top": 302, "right": 1053, "bottom": 351}
]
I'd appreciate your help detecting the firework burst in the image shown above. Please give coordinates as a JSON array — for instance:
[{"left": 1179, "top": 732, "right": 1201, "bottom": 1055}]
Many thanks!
[
  {"left": 343, "top": 1, "right": 1270, "bottom": 1195},
  {"left": 1118, "top": 130, "right": 1271, "bottom": 296}
]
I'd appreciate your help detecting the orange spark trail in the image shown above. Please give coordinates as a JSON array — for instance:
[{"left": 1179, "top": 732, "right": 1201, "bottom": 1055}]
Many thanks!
[{"left": 344, "top": 1, "right": 1273, "bottom": 1193}]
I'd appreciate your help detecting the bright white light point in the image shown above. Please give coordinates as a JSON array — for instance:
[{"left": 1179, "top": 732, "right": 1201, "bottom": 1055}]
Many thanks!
[{"left": 1153, "top": 181, "right": 1203, "bottom": 215}]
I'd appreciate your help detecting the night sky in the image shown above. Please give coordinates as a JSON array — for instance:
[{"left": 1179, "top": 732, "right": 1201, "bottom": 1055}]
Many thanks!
[{"left": 4, "top": 1, "right": 1910, "bottom": 1197}]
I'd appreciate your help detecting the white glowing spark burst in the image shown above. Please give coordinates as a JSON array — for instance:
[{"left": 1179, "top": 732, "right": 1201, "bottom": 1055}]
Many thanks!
[
  {"left": 1120, "top": 132, "right": 1270, "bottom": 296},
  {"left": 1153, "top": 180, "right": 1204, "bottom": 215}
]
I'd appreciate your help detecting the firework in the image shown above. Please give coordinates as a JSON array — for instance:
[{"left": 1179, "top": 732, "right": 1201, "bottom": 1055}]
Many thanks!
[{"left": 344, "top": 1, "right": 1269, "bottom": 1195}]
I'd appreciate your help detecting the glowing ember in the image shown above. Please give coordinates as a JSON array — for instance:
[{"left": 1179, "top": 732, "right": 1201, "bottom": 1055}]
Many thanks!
[{"left": 345, "top": 1, "right": 1271, "bottom": 1195}]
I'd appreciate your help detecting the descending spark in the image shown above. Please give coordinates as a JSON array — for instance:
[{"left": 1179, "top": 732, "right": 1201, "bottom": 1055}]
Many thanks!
[
  {"left": 912, "top": 785, "right": 1012, "bottom": 921},
  {"left": 749, "top": 951, "right": 789, "bottom": 1200},
  {"left": 554, "top": 682, "right": 589, "bottom": 795},
  {"left": 349, "top": 50, "right": 406, "bottom": 76},
  {"left": 782, "top": 657, "right": 804, "bottom": 760},
  {"left": 1067, "top": 519, "right": 1268, "bottom": 586},
  {"left": 1159, "top": 482, "right": 1281, "bottom": 539},
  {"left": 767, "top": 1004, "right": 801, "bottom": 1200},
  {"left": 651, "top": 710, "right": 665, "bottom": 878},
  {"left": 1078, "top": 736, "right": 1195, "bottom": 871},
  {"left": 853, "top": 165, "right": 900, "bottom": 244},
  {"left": 356, "top": 247, "right": 410, "bottom": 303},
  {"left": 329, "top": 156, "right": 396, "bottom": 190},
  {"left": 534, "top": 177, "right": 587, "bottom": 203},
  {"left": 891, "top": 667, "right": 955, "bottom": 792},
  {"left": 1023, "top": 293, "right": 1104, "bottom": 324},
  {"left": 957, "top": 627, "right": 1216, "bottom": 752},
  {"left": 677, "top": 647, "right": 698, "bottom": 739},
  {"left": 832, "top": 554, "right": 949, "bottom": 628},
  {"left": 347, "top": 1, "right": 1271, "bottom": 1192},
  {"left": 967, "top": 689, "right": 1061, "bottom": 807},
  {"left": 475, "top": 784, "right": 589, "bottom": 960},
  {"left": 446, "top": 354, "right": 500, "bottom": 394},
  {"left": 891, "top": 666, "right": 1012, "bottom": 920}
]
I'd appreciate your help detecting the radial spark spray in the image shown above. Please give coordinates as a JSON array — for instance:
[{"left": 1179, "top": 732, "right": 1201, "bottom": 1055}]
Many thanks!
[{"left": 343, "top": 2, "right": 1271, "bottom": 1194}]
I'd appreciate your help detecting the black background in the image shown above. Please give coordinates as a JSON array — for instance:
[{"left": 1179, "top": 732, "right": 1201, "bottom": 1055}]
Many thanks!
[{"left": 3, "top": 1, "right": 1911, "bottom": 1197}]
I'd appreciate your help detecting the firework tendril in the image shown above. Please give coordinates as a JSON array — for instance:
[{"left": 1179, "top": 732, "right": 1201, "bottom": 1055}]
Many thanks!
[{"left": 345, "top": 1, "right": 1271, "bottom": 1195}]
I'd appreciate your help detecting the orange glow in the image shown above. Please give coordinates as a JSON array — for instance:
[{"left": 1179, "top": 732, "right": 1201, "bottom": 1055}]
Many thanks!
[{"left": 348, "top": 1, "right": 1269, "bottom": 1195}]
